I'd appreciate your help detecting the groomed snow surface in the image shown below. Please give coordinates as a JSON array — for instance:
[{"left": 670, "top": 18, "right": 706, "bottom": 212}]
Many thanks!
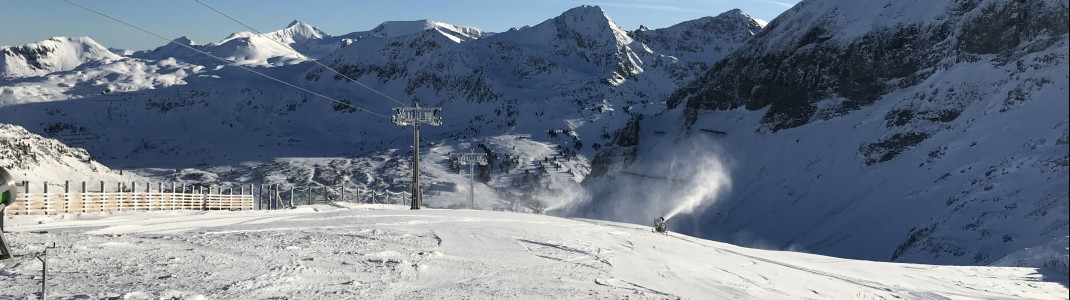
[{"left": 2, "top": 205, "right": 1066, "bottom": 299}]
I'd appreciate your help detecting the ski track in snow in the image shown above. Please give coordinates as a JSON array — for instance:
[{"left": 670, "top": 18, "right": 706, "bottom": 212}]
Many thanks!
[{"left": 1, "top": 204, "right": 1065, "bottom": 299}]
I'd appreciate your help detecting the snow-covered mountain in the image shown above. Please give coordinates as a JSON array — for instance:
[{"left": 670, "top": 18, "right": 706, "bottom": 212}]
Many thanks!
[
  {"left": 630, "top": 9, "right": 763, "bottom": 84},
  {"left": 579, "top": 0, "right": 1068, "bottom": 269},
  {"left": 0, "top": 6, "right": 760, "bottom": 207},
  {"left": 261, "top": 20, "right": 328, "bottom": 44},
  {"left": 131, "top": 19, "right": 486, "bottom": 67},
  {"left": 131, "top": 21, "right": 329, "bottom": 66},
  {"left": 0, "top": 37, "right": 121, "bottom": 78}
]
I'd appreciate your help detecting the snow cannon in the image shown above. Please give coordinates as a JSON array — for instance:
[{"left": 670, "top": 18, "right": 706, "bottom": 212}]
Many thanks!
[{"left": 654, "top": 217, "right": 667, "bottom": 233}]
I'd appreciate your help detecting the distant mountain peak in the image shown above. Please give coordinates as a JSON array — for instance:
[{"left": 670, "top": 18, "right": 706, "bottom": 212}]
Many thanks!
[
  {"left": 370, "top": 19, "right": 486, "bottom": 41},
  {"left": 555, "top": 5, "right": 616, "bottom": 29},
  {"left": 271, "top": 20, "right": 327, "bottom": 41},
  {"left": 371, "top": 20, "right": 437, "bottom": 37},
  {"left": 627, "top": 9, "right": 762, "bottom": 66},
  {"left": 172, "top": 36, "right": 196, "bottom": 46},
  {"left": 561, "top": 4, "right": 605, "bottom": 17}
]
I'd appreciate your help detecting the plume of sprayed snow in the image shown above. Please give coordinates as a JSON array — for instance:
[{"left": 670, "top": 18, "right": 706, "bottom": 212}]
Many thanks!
[
  {"left": 543, "top": 175, "right": 590, "bottom": 213},
  {"left": 564, "top": 139, "right": 733, "bottom": 226},
  {"left": 662, "top": 149, "right": 731, "bottom": 220}
]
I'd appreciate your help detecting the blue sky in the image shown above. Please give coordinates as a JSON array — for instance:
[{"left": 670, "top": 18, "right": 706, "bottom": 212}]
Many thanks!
[{"left": 1, "top": 0, "right": 799, "bottom": 50}]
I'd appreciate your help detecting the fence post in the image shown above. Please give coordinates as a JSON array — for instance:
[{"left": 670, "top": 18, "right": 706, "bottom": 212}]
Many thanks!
[
  {"left": 82, "top": 181, "right": 86, "bottom": 193},
  {"left": 169, "top": 182, "right": 175, "bottom": 210},
  {"left": 307, "top": 186, "right": 312, "bottom": 205},
  {"left": 173, "top": 182, "right": 179, "bottom": 210},
  {"left": 323, "top": 186, "right": 328, "bottom": 202},
  {"left": 248, "top": 184, "right": 253, "bottom": 210},
  {"left": 258, "top": 184, "right": 264, "bottom": 210},
  {"left": 341, "top": 184, "right": 345, "bottom": 203},
  {"left": 42, "top": 182, "right": 50, "bottom": 215},
  {"left": 64, "top": 181, "right": 70, "bottom": 213},
  {"left": 289, "top": 186, "right": 294, "bottom": 208},
  {"left": 129, "top": 182, "right": 135, "bottom": 210}
]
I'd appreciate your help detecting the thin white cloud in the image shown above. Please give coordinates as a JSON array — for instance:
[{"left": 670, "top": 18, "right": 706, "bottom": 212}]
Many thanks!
[{"left": 753, "top": 0, "right": 796, "bottom": 8}]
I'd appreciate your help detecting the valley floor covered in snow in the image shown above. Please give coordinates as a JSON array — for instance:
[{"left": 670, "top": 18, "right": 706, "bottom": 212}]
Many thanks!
[{"left": 1, "top": 205, "right": 1066, "bottom": 299}]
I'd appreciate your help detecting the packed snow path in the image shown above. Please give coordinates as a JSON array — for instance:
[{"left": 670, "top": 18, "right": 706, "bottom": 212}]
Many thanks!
[{"left": 2, "top": 205, "right": 1066, "bottom": 299}]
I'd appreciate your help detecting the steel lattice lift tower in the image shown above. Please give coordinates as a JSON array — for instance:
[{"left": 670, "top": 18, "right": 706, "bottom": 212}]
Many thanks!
[
  {"left": 392, "top": 105, "right": 442, "bottom": 210},
  {"left": 455, "top": 151, "right": 488, "bottom": 209}
]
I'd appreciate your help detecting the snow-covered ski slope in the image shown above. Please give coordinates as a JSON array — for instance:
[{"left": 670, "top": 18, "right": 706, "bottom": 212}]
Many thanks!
[{"left": 2, "top": 206, "right": 1066, "bottom": 299}]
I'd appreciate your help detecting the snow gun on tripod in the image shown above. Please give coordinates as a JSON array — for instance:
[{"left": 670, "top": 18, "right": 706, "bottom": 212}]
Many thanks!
[{"left": 653, "top": 217, "right": 668, "bottom": 234}]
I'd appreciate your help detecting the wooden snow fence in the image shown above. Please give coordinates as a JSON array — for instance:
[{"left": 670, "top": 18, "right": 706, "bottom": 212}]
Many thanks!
[{"left": 4, "top": 192, "right": 253, "bottom": 215}]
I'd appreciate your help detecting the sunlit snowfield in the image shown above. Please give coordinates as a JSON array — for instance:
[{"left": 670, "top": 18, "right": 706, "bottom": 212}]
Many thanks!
[{"left": 2, "top": 205, "right": 1066, "bottom": 299}]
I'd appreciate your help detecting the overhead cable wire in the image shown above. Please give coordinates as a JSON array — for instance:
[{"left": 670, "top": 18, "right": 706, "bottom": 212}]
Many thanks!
[
  {"left": 61, "top": 0, "right": 392, "bottom": 120},
  {"left": 192, "top": 0, "right": 409, "bottom": 107}
]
